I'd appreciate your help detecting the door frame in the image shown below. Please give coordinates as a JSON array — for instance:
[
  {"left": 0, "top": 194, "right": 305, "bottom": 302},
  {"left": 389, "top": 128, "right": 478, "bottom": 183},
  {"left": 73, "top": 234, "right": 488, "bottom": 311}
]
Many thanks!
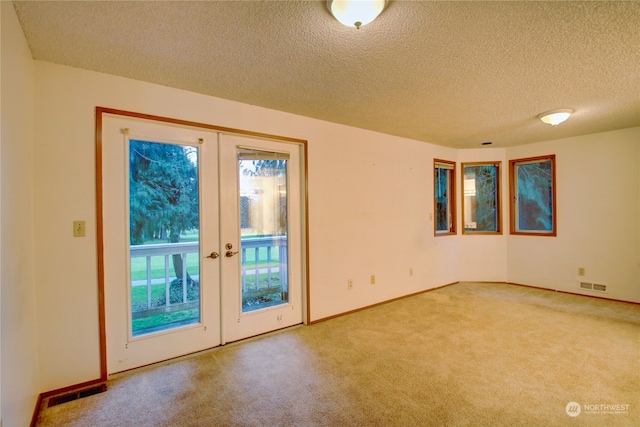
[{"left": 95, "top": 106, "right": 309, "bottom": 380}]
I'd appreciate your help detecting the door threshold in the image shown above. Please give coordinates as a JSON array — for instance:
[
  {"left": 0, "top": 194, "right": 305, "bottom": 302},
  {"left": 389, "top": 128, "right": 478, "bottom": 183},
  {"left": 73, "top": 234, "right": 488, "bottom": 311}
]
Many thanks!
[{"left": 222, "top": 322, "right": 304, "bottom": 346}]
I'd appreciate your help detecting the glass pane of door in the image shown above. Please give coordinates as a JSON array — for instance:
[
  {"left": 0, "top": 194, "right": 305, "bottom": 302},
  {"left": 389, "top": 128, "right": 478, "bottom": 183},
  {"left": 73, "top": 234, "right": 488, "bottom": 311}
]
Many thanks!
[
  {"left": 238, "top": 150, "right": 289, "bottom": 312},
  {"left": 129, "top": 139, "right": 201, "bottom": 336}
]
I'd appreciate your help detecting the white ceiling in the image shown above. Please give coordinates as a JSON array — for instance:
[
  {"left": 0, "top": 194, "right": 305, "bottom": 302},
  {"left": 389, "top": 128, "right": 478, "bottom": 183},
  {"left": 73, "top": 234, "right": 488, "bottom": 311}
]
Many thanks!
[{"left": 12, "top": 0, "right": 640, "bottom": 148}]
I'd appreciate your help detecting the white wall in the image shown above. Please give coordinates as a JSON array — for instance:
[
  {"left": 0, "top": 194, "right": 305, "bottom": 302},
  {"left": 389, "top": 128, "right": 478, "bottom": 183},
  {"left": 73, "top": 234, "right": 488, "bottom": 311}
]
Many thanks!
[
  {"left": 506, "top": 128, "right": 640, "bottom": 302},
  {"left": 0, "top": 2, "right": 40, "bottom": 426},
  {"left": 306, "top": 126, "right": 459, "bottom": 319},
  {"left": 33, "top": 61, "right": 460, "bottom": 392}
]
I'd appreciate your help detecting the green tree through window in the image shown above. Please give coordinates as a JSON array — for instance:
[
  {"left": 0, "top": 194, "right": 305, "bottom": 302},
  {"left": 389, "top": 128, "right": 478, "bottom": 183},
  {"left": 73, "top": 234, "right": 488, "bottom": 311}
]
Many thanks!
[{"left": 129, "top": 139, "right": 199, "bottom": 278}]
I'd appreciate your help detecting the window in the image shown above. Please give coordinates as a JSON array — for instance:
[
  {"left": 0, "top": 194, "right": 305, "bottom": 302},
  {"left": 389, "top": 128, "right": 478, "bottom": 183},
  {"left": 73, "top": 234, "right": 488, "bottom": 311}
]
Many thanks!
[
  {"left": 509, "top": 155, "right": 556, "bottom": 236},
  {"left": 434, "top": 159, "right": 456, "bottom": 235},
  {"left": 462, "top": 162, "right": 501, "bottom": 234}
]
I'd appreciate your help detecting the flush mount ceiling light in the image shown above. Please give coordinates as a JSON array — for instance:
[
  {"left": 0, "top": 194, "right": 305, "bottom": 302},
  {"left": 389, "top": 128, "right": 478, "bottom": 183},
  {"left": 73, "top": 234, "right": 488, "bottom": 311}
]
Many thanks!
[
  {"left": 327, "top": 0, "right": 388, "bottom": 29},
  {"left": 538, "top": 109, "right": 574, "bottom": 126}
]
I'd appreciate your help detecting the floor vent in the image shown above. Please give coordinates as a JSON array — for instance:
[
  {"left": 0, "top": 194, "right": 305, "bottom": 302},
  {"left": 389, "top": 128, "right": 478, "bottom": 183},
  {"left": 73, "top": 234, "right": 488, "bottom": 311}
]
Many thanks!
[
  {"left": 47, "top": 384, "right": 107, "bottom": 408},
  {"left": 593, "top": 283, "right": 607, "bottom": 292},
  {"left": 578, "top": 281, "right": 607, "bottom": 293},
  {"left": 579, "top": 281, "right": 593, "bottom": 290}
]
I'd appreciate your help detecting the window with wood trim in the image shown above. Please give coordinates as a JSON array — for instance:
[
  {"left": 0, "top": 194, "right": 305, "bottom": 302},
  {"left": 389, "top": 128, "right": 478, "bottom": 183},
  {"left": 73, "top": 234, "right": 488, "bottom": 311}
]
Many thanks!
[
  {"left": 462, "top": 162, "right": 501, "bottom": 234},
  {"left": 434, "top": 159, "right": 456, "bottom": 235},
  {"left": 509, "top": 155, "right": 556, "bottom": 236}
]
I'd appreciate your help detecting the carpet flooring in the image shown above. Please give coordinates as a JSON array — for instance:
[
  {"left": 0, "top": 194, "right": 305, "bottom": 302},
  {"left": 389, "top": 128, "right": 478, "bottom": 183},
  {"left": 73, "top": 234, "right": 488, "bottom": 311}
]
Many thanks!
[{"left": 36, "top": 282, "right": 640, "bottom": 426}]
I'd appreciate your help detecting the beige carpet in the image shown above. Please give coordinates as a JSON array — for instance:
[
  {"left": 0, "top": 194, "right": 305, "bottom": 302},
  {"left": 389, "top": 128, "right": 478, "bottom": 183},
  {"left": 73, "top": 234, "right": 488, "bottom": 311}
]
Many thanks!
[{"left": 36, "top": 282, "right": 640, "bottom": 426}]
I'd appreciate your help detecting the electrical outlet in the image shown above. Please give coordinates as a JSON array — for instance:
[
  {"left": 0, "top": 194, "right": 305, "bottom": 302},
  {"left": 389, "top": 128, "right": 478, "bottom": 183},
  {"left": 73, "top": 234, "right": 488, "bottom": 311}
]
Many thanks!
[
  {"left": 73, "top": 220, "right": 86, "bottom": 237},
  {"left": 578, "top": 267, "right": 585, "bottom": 276},
  {"left": 370, "top": 275, "right": 376, "bottom": 285},
  {"left": 348, "top": 279, "right": 353, "bottom": 290}
]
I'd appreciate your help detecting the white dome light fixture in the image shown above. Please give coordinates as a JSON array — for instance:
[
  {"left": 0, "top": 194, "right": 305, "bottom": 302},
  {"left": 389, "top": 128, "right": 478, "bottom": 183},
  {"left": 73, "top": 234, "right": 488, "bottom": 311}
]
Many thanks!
[
  {"left": 538, "top": 109, "right": 574, "bottom": 126},
  {"left": 327, "top": 0, "right": 388, "bottom": 29}
]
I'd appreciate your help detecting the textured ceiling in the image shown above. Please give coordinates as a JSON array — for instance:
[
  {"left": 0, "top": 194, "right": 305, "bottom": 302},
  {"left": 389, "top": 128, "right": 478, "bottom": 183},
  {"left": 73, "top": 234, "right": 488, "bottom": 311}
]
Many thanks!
[{"left": 12, "top": 0, "right": 640, "bottom": 148}]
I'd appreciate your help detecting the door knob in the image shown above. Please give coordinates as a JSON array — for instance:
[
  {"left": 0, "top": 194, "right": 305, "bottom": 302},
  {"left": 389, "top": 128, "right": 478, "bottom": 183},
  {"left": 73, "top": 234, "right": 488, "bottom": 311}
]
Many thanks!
[
  {"left": 225, "top": 250, "right": 239, "bottom": 258},
  {"left": 206, "top": 252, "right": 220, "bottom": 259}
]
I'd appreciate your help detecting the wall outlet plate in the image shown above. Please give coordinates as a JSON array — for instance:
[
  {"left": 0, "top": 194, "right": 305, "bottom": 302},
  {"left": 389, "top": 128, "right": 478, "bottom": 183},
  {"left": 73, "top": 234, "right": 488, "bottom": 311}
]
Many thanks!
[{"left": 73, "top": 220, "right": 86, "bottom": 237}]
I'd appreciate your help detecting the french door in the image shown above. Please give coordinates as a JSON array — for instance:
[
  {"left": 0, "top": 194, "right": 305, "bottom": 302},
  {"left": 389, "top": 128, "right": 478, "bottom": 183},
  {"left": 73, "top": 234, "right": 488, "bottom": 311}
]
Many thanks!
[
  {"left": 219, "top": 134, "right": 304, "bottom": 343},
  {"left": 102, "top": 114, "right": 304, "bottom": 374}
]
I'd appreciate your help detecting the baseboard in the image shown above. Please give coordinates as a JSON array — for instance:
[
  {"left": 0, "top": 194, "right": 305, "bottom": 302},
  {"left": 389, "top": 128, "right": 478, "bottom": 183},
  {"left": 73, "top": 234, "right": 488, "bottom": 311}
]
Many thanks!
[
  {"left": 556, "top": 289, "right": 640, "bottom": 305},
  {"left": 309, "top": 281, "right": 459, "bottom": 324},
  {"left": 506, "top": 281, "right": 640, "bottom": 305},
  {"left": 504, "top": 281, "right": 556, "bottom": 292}
]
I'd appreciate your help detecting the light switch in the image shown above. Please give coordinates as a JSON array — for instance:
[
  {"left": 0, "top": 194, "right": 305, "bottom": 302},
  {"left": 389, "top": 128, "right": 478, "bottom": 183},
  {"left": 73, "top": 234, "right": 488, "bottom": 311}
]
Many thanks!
[{"left": 73, "top": 220, "right": 86, "bottom": 237}]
